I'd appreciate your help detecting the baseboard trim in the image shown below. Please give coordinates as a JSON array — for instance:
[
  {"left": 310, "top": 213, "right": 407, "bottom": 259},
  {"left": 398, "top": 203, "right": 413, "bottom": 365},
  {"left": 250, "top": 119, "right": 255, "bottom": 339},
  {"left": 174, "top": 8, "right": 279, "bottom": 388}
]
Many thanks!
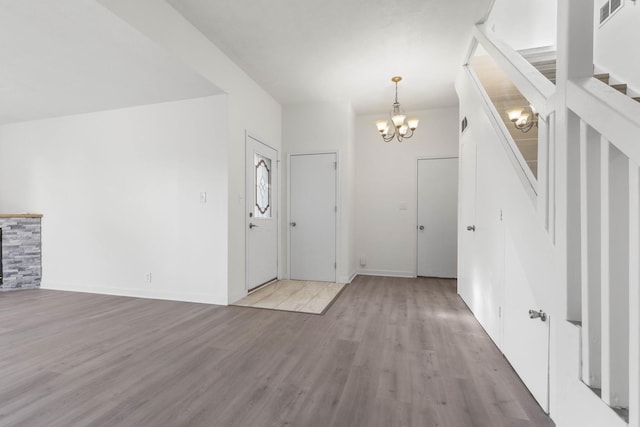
[
  {"left": 356, "top": 269, "right": 416, "bottom": 278},
  {"left": 41, "top": 281, "right": 227, "bottom": 306}
]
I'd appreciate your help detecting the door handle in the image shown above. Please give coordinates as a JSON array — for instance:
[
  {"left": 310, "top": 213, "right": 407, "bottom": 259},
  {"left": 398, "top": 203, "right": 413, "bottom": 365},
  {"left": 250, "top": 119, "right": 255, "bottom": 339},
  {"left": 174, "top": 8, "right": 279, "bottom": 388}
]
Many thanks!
[
  {"left": 529, "top": 309, "right": 547, "bottom": 322},
  {"left": 290, "top": 222, "right": 296, "bottom": 227},
  {"left": 249, "top": 223, "right": 259, "bottom": 229},
  {"left": 466, "top": 225, "right": 476, "bottom": 232},
  {"left": 419, "top": 225, "right": 424, "bottom": 230}
]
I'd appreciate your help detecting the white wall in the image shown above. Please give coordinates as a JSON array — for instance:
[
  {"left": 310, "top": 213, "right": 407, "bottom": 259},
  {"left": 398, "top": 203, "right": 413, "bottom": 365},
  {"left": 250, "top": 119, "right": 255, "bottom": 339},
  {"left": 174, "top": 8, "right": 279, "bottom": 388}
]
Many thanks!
[
  {"left": 281, "top": 101, "right": 356, "bottom": 283},
  {"left": 594, "top": 1, "right": 640, "bottom": 93},
  {"left": 486, "top": 0, "right": 557, "bottom": 50},
  {"left": 97, "top": 0, "right": 282, "bottom": 304},
  {"left": 0, "top": 96, "right": 229, "bottom": 304},
  {"left": 354, "top": 108, "right": 459, "bottom": 278}
]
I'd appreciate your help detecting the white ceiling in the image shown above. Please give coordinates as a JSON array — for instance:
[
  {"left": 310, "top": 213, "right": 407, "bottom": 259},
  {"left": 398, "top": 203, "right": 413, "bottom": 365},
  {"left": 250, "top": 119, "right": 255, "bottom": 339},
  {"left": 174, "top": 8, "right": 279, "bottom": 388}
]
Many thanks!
[
  {"left": 167, "top": 0, "right": 493, "bottom": 114},
  {"left": 0, "top": 0, "right": 221, "bottom": 125}
]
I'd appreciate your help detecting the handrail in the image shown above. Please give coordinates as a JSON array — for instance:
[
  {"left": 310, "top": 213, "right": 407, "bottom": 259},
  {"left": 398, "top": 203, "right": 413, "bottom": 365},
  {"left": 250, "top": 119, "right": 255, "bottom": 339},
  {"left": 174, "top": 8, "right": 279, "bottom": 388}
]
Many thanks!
[
  {"left": 472, "top": 24, "right": 556, "bottom": 117},
  {"left": 567, "top": 77, "right": 640, "bottom": 165}
]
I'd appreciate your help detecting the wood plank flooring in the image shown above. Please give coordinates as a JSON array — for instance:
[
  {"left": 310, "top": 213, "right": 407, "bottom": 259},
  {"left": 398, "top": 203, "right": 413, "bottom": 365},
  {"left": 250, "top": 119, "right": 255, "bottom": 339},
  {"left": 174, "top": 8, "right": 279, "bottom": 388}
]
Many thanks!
[{"left": 0, "top": 276, "right": 554, "bottom": 427}]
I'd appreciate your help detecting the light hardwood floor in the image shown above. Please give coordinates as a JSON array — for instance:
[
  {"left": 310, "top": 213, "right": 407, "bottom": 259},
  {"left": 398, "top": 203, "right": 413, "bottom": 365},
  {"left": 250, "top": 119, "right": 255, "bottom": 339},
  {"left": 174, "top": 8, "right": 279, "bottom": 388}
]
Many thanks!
[
  {"left": 233, "top": 280, "right": 346, "bottom": 314},
  {"left": 0, "top": 276, "right": 554, "bottom": 427}
]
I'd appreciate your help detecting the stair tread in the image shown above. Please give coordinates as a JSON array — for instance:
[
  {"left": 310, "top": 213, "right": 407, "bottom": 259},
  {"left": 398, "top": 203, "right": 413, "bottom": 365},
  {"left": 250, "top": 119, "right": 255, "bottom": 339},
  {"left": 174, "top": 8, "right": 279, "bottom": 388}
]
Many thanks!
[{"left": 611, "top": 83, "right": 627, "bottom": 94}]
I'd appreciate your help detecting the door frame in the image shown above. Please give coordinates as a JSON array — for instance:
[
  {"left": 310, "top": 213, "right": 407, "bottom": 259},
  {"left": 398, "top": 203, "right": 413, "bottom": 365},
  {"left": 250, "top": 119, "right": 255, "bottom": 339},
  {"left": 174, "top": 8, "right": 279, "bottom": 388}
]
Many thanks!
[
  {"left": 415, "top": 155, "right": 459, "bottom": 278},
  {"left": 287, "top": 150, "right": 339, "bottom": 281},
  {"left": 245, "top": 131, "right": 279, "bottom": 291}
]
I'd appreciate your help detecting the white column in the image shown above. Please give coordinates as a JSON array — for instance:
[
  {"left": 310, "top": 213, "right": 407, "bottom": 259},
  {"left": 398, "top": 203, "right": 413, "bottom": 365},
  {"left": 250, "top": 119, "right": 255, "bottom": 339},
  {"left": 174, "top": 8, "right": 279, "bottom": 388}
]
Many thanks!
[
  {"left": 556, "top": 0, "right": 595, "bottom": 322},
  {"left": 601, "top": 139, "right": 630, "bottom": 408},
  {"left": 629, "top": 160, "right": 640, "bottom": 426},
  {"left": 579, "top": 121, "right": 601, "bottom": 387}
]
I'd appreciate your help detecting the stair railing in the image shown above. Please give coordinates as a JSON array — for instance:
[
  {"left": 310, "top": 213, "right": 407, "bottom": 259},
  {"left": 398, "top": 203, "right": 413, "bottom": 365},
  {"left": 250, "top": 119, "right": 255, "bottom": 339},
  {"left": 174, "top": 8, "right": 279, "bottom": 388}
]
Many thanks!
[{"left": 569, "top": 73, "right": 640, "bottom": 422}]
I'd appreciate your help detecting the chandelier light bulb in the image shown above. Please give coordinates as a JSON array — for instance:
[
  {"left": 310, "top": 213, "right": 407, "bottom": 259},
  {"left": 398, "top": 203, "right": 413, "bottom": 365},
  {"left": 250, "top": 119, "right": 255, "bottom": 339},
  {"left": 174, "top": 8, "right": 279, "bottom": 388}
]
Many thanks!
[
  {"left": 507, "top": 108, "right": 524, "bottom": 122},
  {"left": 407, "top": 118, "right": 419, "bottom": 130},
  {"left": 506, "top": 105, "right": 539, "bottom": 133},
  {"left": 399, "top": 124, "right": 409, "bottom": 136},
  {"left": 376, "top": 120, "right": 389, "bottom": 133},
  {"left": 392, "top": 114, "right": 406, "bottom": 128}
]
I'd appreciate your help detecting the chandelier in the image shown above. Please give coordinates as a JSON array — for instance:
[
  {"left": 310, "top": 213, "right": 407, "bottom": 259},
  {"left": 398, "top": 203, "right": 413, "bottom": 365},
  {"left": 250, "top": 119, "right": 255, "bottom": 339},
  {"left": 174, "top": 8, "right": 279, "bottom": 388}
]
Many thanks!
[
  {"left": 507, "top": 105, "right": 539, "bottom": 133},
  {"left": 375, "top": 76, "right": 419, "bottom": 142}
]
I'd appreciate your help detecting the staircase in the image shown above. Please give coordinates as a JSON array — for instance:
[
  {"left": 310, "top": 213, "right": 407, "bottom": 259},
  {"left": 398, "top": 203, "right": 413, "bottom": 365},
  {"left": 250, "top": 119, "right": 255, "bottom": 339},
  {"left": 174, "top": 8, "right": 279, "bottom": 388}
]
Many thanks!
[{"left": 529, "top": 57, "right": 640, "bottom": 103}]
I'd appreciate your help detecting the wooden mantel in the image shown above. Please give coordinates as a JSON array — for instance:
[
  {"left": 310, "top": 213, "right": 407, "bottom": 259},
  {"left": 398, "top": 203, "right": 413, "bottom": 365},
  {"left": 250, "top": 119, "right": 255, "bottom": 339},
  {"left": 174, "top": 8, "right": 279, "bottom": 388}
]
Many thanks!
[{"left": 0, "top": 214, "right": 43, "bottom": 218}]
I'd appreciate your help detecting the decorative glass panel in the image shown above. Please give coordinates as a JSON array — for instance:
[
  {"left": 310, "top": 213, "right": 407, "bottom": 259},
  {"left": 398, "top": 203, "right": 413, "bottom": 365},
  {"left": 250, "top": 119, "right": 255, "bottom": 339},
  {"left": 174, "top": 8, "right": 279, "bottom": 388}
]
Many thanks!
[{"left": 254, "top": 153, "right": 271, "bottom": 218}]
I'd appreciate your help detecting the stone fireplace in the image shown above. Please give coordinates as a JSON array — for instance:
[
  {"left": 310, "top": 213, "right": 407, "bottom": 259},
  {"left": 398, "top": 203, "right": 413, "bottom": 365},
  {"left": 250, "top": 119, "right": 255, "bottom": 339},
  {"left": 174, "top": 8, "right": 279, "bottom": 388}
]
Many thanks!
[{"left": 0, "top": 214, "right": 42, "bottom": 290}]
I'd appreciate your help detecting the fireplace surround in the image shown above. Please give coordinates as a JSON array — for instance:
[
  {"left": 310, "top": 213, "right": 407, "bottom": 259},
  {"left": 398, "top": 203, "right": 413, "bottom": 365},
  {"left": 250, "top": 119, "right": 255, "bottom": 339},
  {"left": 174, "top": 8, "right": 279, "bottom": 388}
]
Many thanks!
[{"left": 0, "top": 214, "right": 42, "bottom": 290}]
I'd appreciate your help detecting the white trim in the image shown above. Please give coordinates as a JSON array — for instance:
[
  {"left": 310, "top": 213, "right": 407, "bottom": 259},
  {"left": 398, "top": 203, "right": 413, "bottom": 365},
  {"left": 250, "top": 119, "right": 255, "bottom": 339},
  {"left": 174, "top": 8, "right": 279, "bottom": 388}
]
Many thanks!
[
  {"left": 357, "top": 269, "right": 416, "bottom": 279},
  {"left": 567, "top": 78, "right": 640, "bottom": 166},
  {"left": 42, "top": 281, "right": 227, "bottom": 306},
  {"left": 336, "top": 271, "right": 358, "bottom": 284}
]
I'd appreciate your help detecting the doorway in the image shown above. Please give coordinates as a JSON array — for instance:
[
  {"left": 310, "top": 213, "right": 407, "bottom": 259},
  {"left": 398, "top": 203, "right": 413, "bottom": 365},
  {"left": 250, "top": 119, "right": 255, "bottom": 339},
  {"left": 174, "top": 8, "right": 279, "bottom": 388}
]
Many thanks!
[
  {"left": 289, "top": 153, "right": 337, "bottom": 282},
  {"left": 245, "top": 134, "right": 278, "bottom": 291},
  {"left": 417, "top": 157, "right": 459, "bottom": 278}
]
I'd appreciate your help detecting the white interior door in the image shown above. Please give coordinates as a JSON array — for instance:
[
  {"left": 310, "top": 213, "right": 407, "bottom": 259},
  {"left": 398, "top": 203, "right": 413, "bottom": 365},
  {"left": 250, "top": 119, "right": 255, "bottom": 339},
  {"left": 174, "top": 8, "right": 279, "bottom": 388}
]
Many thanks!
[
  {"left": 502, "top": 231, "right": 550, "bottom": 412},
  {"left": 458, "top": 139, "right": 477, "bottom": 299},
  {"left": 289, "top": 153, "right": 336, "bottom": 282},
  {"left": 417, "top": 158, "right": 459, "bottom": 278},
  {"left": 245, "top": 135, "right": 278, "bottom": 291}
]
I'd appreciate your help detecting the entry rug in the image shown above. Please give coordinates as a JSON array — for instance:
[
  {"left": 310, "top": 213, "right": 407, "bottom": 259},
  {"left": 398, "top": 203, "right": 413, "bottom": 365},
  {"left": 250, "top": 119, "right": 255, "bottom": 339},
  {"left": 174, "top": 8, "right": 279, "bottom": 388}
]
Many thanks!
[{"left": 232, "top": 280, "right": 346, "bottom": 315}]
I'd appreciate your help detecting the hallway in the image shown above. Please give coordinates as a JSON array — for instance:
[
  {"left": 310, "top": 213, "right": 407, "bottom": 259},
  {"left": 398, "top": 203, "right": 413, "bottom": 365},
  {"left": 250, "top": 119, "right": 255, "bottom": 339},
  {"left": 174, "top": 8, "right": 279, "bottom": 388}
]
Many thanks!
[{"left": 0, "top": 276, "right": 553, "bottom": 426}]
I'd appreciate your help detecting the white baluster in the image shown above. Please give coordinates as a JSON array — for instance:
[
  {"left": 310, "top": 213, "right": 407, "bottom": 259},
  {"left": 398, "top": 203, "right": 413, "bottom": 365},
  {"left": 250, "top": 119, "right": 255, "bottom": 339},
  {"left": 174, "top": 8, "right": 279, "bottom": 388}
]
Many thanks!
[
  {"left": 629, "top": 160, "right": 640, "bottom": 426},
  {"left": 601, "top": 138, "right": 630, "bottom": 409},
  {"left": 580, "top": 121, "right": 601, "bottom": 387}
]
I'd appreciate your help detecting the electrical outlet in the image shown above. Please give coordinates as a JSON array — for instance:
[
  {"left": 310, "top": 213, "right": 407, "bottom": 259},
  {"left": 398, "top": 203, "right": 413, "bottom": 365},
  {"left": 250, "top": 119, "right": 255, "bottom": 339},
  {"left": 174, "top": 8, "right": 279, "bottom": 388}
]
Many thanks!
[{"left": 145, "top": 273, "right": 152, "bottom": 283}]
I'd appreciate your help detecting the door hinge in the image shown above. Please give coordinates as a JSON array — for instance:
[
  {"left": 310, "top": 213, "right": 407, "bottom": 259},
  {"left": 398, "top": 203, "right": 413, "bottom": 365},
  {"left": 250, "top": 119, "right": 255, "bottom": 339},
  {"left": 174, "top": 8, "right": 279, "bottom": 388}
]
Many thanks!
[
  {"left": 334, "top": 262, "right": 337, "bottom": 269},
  {"left": 335, "top": 206, "right": 338, "bottom": 212},
  {"left": 499, "top": 306, "right": 502, "bottom": 318},
  {"left": 500, "top": 209, "right": 503, "bottom": 221},
  {"left": 333, "top": 161, "right": 337, "bottom": 170}
]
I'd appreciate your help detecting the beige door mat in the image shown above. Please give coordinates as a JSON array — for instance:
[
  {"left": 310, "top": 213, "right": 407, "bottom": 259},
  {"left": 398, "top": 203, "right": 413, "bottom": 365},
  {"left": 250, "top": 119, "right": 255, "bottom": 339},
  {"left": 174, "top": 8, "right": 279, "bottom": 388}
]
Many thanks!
[{"left": 232, "top": 279, "right": 346, "bottom": 314}]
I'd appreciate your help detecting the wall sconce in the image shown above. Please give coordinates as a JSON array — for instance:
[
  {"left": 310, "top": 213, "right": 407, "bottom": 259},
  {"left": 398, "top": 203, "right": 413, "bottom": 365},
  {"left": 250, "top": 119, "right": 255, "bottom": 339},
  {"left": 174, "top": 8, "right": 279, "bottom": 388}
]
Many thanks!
[{"left": 507, "top": 105, "right": 539, "bottom": 133}]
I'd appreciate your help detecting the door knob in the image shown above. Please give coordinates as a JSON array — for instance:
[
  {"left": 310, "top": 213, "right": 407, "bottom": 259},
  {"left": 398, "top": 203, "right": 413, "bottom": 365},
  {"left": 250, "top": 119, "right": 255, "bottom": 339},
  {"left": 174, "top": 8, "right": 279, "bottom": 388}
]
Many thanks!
[
  {"left": 529, "top": 309, "right": 547, "bottom": 322},
  {"left": 290, "top": 221, "right": 297, "bottom": 227},
  {"left": 249, "top": 223, "right": 259, "bottom": 229},
  {"left": 466, "top": 225, "right": 476, "bottom": 232},
  {"left": 419, "top": 225, "right": 424, "bottom": 230}
]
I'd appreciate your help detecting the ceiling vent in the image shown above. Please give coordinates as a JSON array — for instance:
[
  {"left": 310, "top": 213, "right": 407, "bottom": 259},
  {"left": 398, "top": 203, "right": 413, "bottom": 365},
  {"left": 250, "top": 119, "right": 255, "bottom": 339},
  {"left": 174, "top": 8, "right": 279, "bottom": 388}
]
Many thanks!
[{"left": 600, "top": 0, "right": 624, "bottom": 25}]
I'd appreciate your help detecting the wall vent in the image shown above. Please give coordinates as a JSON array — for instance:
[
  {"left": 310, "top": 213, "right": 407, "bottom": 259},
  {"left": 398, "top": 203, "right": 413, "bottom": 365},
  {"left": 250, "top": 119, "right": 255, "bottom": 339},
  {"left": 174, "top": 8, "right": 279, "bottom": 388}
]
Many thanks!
[
  {"left": 461, "top": 117, "right": 468, "bottom": 134},
  {"left": 600, "top": 0, "right": 624, "bottom": 25}
]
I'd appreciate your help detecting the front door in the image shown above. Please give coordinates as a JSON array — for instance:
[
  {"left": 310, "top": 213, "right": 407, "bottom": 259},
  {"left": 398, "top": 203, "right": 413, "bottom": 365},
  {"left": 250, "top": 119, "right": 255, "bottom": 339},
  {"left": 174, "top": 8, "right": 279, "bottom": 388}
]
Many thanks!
[
  {"left": 289, "top": 153, "right": 336, "bottom": 282},
  {"left": 245, "top": 135, "right": 278, "bottom": 291},
  {"left": 417, "top": 158, "right": 459, "bottom": 278}
]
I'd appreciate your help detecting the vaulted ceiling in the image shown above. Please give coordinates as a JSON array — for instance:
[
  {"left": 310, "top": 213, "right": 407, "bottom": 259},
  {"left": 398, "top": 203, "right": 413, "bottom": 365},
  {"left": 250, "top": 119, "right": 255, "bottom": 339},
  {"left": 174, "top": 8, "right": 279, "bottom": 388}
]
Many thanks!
[
  {"left": 0, "top": 0, "right": 493, "bottom": 125},
  {"left": 0, "top": 0, "right": 221, "bottom": 125},
  {"left": 167, "top": 0, "right": 494, "bottom": 113}
]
